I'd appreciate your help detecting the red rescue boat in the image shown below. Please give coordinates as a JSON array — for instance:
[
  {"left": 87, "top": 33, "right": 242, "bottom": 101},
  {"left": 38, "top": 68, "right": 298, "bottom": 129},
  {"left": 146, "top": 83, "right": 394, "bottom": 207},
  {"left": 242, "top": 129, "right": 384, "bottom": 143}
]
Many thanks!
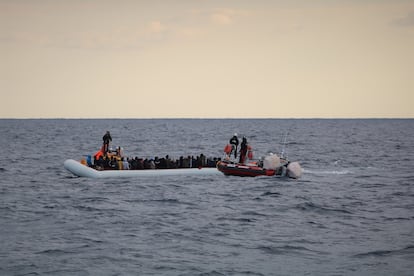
[
  {"left": 217, "top": 140, "right": 302, "bottom": 178},
  {"left": 216, "top": 160, "right": 287, "bottom": 177}
]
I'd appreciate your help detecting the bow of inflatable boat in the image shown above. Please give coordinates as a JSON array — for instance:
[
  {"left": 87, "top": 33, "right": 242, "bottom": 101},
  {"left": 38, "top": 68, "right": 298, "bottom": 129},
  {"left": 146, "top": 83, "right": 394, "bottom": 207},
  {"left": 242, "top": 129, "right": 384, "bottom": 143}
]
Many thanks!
[{"left": 64, "top": 159, "right": 101, "bottom": 178}]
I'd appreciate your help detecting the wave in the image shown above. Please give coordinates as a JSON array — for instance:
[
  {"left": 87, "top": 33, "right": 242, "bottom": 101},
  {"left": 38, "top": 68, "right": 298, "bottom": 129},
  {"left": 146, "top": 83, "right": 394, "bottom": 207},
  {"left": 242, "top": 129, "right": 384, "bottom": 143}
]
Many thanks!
[
  {"left": 72, "top": 205, "right": 128, "bottom": 213},
  {"left": 241, "top": 210, "right": 268, "bottom": 217},
  {"left": 256, "top": 244, "right": 318, "bottom": 256},
  {"left": 79, "top": 196, "right": 110, "bottom": 203},
  {"left": 124, "top": 198, "right": 197, "bottom": 207},
  {"left": 260, "top": 191, "right": 282, "bottom": 197},
  {"left": 295, "top": 202, "right": 353, "bottom": 215},
  {"left": 195, "top": 270, "right": 264, "bottom": 276},
  {"left": 216, "top": 216, "right": 256, "bottom": 223},
  {"left": 353, "top": 245, "right": 414, "bottom": 258},
  {"left": 36, "top": 244, "right": 91, "bottom": 256}
]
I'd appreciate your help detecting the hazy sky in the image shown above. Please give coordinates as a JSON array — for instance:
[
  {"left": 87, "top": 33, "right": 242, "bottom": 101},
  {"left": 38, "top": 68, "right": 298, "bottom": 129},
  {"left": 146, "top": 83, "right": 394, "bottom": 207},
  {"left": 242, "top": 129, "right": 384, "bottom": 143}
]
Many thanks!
[{"left": 1, "top": 0, "right": 413, "bottom": 118}]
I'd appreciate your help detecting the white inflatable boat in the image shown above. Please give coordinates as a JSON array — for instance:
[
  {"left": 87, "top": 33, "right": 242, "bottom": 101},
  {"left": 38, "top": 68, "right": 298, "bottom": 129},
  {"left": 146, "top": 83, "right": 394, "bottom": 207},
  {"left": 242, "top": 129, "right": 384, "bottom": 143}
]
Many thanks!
[{"left": 64, "top": 159, "right": 221, "bottom": 178}]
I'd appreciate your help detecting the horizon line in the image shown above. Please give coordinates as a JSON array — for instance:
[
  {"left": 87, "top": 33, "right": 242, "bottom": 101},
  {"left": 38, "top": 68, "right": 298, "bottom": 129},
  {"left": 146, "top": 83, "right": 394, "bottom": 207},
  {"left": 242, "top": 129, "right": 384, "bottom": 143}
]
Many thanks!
[{"left": 1, "top": 117, "right": 413, "bottom": 120}]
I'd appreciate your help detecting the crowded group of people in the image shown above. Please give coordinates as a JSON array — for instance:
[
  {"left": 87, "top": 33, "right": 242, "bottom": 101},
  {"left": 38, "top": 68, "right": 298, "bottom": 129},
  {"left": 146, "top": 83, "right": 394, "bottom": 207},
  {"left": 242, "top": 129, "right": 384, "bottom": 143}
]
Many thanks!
[
  {"left": 93, "top": 153, "right": 220, "bottom": 171},
  {"left": 88, "top": 131, "right": 222, "bottom": 171}
]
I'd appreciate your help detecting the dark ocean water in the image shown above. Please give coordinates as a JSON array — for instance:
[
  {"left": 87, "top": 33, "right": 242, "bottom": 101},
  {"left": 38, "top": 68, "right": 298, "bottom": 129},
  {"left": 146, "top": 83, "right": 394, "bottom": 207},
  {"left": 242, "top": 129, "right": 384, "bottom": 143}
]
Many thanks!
[{"left": 1, "top": 119, "right": 413, "bottom": 276}]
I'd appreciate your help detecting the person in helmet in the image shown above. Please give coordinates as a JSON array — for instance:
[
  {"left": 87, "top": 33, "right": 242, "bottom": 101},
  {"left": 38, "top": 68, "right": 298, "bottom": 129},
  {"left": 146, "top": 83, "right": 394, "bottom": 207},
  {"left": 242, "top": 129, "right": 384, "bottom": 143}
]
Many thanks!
[{"left": 229, "top": 133, "right": 239, "bottom": 158}]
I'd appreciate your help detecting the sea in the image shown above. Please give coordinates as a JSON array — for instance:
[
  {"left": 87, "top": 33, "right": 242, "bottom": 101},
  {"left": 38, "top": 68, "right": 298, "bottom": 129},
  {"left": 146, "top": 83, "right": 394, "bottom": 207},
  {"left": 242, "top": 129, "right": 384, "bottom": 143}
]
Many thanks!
[{"left": 0, "top": 119, "right": 413, "bottom": 276}]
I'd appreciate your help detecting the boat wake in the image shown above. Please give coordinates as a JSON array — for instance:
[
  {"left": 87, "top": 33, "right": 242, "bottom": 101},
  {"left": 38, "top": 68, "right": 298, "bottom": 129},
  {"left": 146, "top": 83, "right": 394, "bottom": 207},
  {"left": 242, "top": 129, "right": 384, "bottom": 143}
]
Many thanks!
[{"left": 303, "top": 169, "right": 352, "bottom": 175}]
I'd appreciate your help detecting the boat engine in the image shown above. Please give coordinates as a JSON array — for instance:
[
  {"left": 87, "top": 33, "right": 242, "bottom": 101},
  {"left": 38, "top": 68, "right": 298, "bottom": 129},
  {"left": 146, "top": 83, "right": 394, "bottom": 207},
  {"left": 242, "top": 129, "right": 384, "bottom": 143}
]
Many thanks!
[
  {"left": 287, "top": 162, "right": 302, "bottom": 179},
  {"left": 263, "top": 154, "right": 281, "bottom": 170}
]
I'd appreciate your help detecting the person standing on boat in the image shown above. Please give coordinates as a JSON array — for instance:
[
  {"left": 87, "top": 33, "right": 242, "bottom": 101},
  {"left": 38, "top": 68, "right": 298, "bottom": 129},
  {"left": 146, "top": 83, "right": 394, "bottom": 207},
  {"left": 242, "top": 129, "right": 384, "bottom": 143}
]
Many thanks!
[
  {"left": 239, "top": 136, "right": 248, "bottom": 164},
  {"left": 229, "top": 133, "right": 239, "bottom": 159},
  {"left": 102, "top": 131, "right": 112, "bottom": 153}
]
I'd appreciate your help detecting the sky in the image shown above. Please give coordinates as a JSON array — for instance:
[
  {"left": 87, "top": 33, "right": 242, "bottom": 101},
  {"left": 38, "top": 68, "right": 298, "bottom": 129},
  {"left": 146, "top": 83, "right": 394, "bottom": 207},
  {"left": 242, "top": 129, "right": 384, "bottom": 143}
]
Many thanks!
[{"left": 1, "top": 0, "right": 413, "bottom": 118}]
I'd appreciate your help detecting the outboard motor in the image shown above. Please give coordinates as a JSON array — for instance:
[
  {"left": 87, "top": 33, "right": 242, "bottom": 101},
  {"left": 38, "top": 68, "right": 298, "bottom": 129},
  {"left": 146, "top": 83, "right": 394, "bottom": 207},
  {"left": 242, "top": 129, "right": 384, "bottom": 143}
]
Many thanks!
[
  {"left": 287, "top": 162, "right": 302, "bottom": 179},
  {"left": 263, "top": 153, "right": 281, "bottom": 170}
]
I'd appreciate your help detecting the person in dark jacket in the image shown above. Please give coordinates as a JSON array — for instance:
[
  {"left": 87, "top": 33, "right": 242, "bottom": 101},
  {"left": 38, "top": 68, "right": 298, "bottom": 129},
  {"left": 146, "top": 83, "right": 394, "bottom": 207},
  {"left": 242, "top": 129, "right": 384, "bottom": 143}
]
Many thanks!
[
  {"left": 229, "top": 133, "right": 239, "bottom": 158},
  {"left": 102, "top": 131, "right": 112, "bottom": 153},
  {"left": 239, "top": 136, "right": 248, "bottom": 164}
]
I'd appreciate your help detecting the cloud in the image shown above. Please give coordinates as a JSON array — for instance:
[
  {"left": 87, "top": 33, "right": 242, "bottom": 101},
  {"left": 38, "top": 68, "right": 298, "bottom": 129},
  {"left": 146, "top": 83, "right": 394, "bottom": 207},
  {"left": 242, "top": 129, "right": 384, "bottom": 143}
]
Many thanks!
[
  {"left": 0, "top": 3, "right": 252, "bottom": 51},
  {"left": 211, "top": 10, "right": 233, "bottom": 25},
  {"left": 147, "top": 21, "right": 167, "bottom": 34},
  {"left": 210, "top": 9, "right": 249, "bottom": 25},
  {"left": 0, "top": 21, "right": 172, "bottom": 51},
  {"left": 392, "top": 11, "right": 414, "bottom": 27},
  {"left": 175, "top": 27, "right": 204, "bottom": 38}
]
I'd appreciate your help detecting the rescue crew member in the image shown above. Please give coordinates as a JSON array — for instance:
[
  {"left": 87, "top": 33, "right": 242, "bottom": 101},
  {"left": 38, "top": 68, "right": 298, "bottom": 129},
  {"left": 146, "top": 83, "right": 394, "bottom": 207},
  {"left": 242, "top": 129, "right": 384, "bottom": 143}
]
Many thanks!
[
  {"left": 229, "top": 133, "right": 239, "bottom": 158},
  {"left": 239, "top": 136, "right": 248, "bottom": 164}
]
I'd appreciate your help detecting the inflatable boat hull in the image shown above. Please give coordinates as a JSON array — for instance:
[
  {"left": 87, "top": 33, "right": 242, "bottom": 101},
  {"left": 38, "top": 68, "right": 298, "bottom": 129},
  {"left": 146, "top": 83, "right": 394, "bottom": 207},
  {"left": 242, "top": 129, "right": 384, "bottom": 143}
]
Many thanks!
[
  {"left": 64, "top": 159, "right": 220, "bottom": 178},
  {"left": 216, "top": 161, "right": 276, "bottom": 177},
  {"left": 216, "top": 160, "right": 302, "bottom": 179}
]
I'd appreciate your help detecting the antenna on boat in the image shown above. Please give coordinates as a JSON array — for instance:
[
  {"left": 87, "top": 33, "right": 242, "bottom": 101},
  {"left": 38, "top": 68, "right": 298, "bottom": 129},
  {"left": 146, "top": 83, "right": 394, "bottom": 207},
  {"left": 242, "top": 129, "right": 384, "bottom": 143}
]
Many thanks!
[{"left": 280, "top": 130, "right": 289, "bottom": 159}]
